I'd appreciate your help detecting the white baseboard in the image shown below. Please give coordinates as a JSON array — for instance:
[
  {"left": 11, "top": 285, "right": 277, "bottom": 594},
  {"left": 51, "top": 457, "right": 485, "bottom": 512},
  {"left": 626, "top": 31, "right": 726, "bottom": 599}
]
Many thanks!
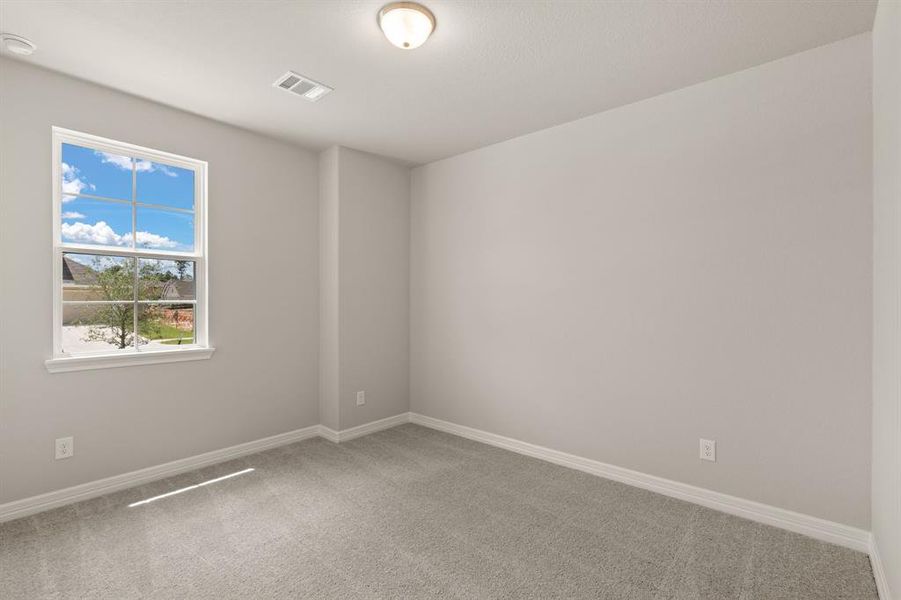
[
  {"left": 0, "top": 411, "right": 876, "bottom": 563},
  {"left": 319, "top": 412, "right": 412, "bottom": 443},
  {"left": 0, "top": 414, "right": 415, "bottom": 523},
  {"left": 0, "top": 424, "right": 321, "bottom": 523},
  {"left": 409, "top": 412, "right": 872, "bottom": 553},
  {"left": 317, "top": 424, "right": 341, "bottom": 443},
  {"left": 871, "top": 536, "right": 893, "bottom": 600}
]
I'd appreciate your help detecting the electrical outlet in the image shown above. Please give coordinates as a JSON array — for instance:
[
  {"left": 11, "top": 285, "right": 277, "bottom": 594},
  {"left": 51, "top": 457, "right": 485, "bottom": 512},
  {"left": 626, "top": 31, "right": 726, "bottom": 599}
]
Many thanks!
[
  {"left": 699, "top": 438, "right": 716, "bottom": 462},
  {"left": 356, "top": 391, "right": 365, "bottom": 406},
  {"left": 55, "top": 436, "right": 74, "bottom": 460}
]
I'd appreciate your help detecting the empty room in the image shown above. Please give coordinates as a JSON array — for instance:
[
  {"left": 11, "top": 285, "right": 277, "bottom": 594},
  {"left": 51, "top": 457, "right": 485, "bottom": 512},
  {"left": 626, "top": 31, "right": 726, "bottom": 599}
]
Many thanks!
[{"left": 0, "top": 1, "right": 899, "bottom": 598}]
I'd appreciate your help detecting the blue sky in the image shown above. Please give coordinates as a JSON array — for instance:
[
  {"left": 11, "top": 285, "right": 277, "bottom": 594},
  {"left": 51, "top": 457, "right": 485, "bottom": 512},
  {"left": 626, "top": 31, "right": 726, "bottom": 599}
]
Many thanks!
[{"left": 61, "top": 143, "right": 194, "bottom": 252}]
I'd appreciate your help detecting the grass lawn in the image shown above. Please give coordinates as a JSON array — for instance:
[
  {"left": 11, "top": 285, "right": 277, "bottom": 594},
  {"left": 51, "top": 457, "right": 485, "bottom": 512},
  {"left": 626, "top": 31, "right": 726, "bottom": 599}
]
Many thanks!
[{"left": 140, "top": 321, "right": 193, "bottom": 345}]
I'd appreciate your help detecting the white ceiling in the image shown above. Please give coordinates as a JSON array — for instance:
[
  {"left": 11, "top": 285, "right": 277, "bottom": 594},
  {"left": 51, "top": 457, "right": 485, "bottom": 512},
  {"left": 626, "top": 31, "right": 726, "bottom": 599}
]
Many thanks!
[{"left": 0, "top": 1, "right": 877, "bottom": 165}]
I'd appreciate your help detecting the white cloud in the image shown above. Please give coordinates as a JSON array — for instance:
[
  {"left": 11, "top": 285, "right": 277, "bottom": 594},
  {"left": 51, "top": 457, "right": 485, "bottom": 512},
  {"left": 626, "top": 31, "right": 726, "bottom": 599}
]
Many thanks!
[
  {"left": 156, "top": 164, "right": 178, "bottom": 177},
  {"left": 95, "top": 152, "right": 132, "bottom": 171},
  {"left": 61, "top": 221, "right": 121, "bottom": 246},
  {"left": 66, "top": 253, "right": 124, "bottom": 270},
  {"left": 96, "top": 152, "right": 178, "bottom": 177},
  {"left": 61, "top": 162, "right": 89, "bottom": 202},
  {"left": 61, "top": 221, "right": 179, "bottom": 249},
  {"left": 61, "top": 211, "right": 86, "bottom": 220},
  {"left": 122, "top": 231, "right": 179, "bottom": 249}
]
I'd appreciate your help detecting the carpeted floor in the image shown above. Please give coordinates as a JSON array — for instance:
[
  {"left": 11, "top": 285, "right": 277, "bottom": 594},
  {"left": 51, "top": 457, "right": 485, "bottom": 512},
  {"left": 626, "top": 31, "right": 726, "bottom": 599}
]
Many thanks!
[{"left": 0, "top": 424, "right": 878, "bottom": 599}]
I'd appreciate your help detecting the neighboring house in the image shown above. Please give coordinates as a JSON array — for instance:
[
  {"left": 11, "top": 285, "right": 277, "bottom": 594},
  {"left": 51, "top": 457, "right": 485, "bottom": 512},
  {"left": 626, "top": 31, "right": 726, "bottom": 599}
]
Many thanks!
[
  {"left": 62, "top": 256, "right": 98, "bottom": 324},
  {"left": 62, "top": 256, "right": 194, "bottom": 324},
  {"left": 141, "top": 278, "right": 194, "bottom": 309},
  {"left": 62, "top": 255, "right": 97, "bottom": 289},
  {"left": 159, "top": 279, "right": 194, "bottom": 303}
]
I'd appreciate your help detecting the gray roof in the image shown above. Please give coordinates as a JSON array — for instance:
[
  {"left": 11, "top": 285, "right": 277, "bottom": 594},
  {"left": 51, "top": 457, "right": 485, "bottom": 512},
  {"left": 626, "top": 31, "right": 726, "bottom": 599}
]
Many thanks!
[
  {"left": 160, "top": 279, "right": 195, "bottom": 300},
  {"left": 62, "top": 256, "right": 97, "bottom": 285}
]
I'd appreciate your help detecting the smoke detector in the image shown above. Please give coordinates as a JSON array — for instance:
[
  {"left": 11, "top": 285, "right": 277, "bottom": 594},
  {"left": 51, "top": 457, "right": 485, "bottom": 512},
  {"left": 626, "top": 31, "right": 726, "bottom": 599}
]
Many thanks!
[
  {"left": 273, "top": 71, "right": 333, "bottom": 102},
  {"left": 1, "top": 33, "right": 36, "bottom": 56}
]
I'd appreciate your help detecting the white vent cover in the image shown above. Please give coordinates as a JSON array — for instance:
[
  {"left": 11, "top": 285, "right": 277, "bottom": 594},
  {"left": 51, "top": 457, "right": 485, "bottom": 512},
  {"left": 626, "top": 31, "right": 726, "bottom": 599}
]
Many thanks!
[{"left": 273, "top": 71, "right": 333, "bottom": 102}]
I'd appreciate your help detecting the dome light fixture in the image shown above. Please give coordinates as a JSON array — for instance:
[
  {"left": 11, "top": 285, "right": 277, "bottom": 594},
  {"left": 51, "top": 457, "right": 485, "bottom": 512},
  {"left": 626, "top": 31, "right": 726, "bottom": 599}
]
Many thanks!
[
  {"left": 1, "top": 33, "right": 37, "bottom": 56},
  {"left": 378, "top": 2, "right": 435, "bottom": 50}
]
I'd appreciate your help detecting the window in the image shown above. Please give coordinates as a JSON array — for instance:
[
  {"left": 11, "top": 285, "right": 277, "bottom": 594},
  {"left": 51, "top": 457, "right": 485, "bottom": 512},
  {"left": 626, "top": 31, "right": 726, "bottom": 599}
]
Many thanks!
[{"left": 46, "top": 128, "right": 212, "bottom": 372}]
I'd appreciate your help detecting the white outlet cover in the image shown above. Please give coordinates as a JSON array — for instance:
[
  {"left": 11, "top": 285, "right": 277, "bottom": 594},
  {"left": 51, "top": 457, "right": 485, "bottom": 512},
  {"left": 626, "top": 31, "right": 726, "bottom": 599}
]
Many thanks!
[
  {"left": 699, "top": 438, "right": 716, "bottom": 462},
  {"left": 356, "top": 391, "right": 365, "bottom": 406},
  {"left": 55, "top": 436, "right": 74, "bottom": 460}
]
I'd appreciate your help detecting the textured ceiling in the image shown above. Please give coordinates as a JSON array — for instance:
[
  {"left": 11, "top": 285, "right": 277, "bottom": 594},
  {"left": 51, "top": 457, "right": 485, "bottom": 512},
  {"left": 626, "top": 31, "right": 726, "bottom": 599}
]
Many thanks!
[{"left": 0, "top": 0, "right": 877, "bottom": 164}]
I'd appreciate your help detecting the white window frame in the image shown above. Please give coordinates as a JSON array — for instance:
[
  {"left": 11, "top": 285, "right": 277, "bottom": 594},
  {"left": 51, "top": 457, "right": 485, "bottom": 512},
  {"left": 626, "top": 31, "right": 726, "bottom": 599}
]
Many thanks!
[{"left": 46, "top": 127, "right": 213, "bottom": 372}]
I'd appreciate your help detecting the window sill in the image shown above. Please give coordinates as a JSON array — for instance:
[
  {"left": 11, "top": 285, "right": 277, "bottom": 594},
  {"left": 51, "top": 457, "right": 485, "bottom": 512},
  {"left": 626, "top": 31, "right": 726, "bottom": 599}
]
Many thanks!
[{"left": 45, "top": 347, "right": 215, "bottom": 373}]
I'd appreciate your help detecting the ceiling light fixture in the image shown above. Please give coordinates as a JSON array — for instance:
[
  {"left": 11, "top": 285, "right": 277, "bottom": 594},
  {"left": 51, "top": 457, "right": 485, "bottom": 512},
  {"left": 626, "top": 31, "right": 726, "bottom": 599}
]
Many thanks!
[
  {"left": 1, "top": 33, "right": 37, "bottom": 56},
  {"left": 378, "top": 2, "right": 435, "bottom": 50}
]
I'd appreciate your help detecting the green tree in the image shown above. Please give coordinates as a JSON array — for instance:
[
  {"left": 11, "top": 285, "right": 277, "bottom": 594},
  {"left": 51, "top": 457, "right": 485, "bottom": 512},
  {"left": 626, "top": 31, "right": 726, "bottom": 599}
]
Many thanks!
[
  {"left": 82, "top": 259, "right": 137, "bottom": 349},
  {"left": 83, "top": 259, "right": 166, "bottom": 347}
]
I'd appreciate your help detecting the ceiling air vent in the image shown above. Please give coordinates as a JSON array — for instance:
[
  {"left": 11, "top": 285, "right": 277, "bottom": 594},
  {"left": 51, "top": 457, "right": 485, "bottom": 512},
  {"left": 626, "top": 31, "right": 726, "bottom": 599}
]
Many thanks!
[{"left": 273, "top": 71, "right": 333, "bottom": 102}]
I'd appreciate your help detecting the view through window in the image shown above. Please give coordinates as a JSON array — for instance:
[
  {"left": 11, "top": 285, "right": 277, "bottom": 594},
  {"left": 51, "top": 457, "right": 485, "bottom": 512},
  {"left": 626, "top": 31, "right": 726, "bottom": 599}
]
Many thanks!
[{"left": 52, "top": 128, "right": 207, "bottom": 359}]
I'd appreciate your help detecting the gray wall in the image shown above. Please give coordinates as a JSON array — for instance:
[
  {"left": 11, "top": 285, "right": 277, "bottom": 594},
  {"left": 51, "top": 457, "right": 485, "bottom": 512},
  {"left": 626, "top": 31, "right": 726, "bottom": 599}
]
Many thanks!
[
  {"left": 319, "top": 146, "right": 410, "bottom": 430},
  {"left": 410, "top": 34, "right": 873, "bottom": 528},
  {"left": 872, "top": 0, "right": 901, "bottom": 593},
  {"left": 319, "top": 147, "right": 341, "bottom": 431},
  {"left": 0, "top": 59, "right": 320, "bottom": 503}
]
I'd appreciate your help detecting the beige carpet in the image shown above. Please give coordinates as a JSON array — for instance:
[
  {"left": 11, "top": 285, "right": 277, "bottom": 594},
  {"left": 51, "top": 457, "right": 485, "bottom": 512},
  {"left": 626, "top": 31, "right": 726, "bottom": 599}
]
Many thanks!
[{"left": 0, "top": 424, "right": 878, "bottom": 599}]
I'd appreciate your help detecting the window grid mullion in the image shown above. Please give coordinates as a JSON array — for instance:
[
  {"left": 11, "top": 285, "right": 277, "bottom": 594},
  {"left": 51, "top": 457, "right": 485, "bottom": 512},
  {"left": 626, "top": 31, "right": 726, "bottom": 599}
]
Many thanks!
[
  {"left": 63, "top": 300, "right": 197, "bottom": 305},
  {"left": 57, "top": 244, "right": 201, "bottom": 260},
  {"left": 132, "top": 159, "right": 139, "bottom": 353},
  {"left": 60, "top": 192, "right": 195, "bottom": 215},
  {"left": 64, "top": 192, "right": 131, "bottom": 205}
]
